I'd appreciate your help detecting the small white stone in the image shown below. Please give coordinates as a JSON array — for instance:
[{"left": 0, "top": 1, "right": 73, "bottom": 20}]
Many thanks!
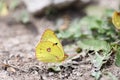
[{"left": 22, "top": 0, "right": 76, "bottom": 13}]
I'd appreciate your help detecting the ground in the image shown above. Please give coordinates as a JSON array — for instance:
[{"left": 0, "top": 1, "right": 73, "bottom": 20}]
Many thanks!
[{"left": 0, "top": 0, "right": 120, "bottom": 80}]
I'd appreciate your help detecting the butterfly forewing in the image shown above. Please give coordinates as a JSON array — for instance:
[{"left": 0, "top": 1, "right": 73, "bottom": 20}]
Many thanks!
[{"left": 41, "top": 29, "right": 64, "bottom": 54}]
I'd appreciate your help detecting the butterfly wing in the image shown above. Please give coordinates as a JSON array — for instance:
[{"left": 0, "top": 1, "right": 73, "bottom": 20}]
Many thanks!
[
  {"left": 41, "top": 29, "right": 64, "bottom": 55},
  {"left": 112, "top": 11, "right": 120, "bottom": 29},
  {"left": 36, "top": 41, "right": 66, "bottom": 62}
]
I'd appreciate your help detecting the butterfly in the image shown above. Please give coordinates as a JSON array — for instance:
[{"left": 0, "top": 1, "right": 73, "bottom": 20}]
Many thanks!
[
  {"left": 112, "top": 11, "right": 120, "bottom": 29},
  {"left": 35, "top": 29, "right": 68, "bottom": 63}
]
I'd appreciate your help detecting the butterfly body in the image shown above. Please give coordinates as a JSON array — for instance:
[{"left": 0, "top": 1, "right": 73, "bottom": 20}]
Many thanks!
[{"left": 36, "top": 29, "right": 68, "bottom": 63}]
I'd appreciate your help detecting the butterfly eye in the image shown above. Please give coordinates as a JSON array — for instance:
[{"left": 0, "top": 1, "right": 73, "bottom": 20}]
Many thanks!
[{"left": 47, "top": 48, "right": 51, "bottom": 52}]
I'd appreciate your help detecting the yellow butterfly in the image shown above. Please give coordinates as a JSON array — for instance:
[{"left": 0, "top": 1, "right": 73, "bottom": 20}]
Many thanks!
[
  {"left": 112, "top": 11, "right": 120, "bottom": 29},
  {"left": 0, "top": 2, "right": 8, "bottom": 16},
  {"left": 36, "top": 29, "right": 68, "bottom": 63}
]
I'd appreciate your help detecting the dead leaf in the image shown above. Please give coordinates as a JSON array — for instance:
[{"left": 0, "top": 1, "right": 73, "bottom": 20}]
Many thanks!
[{"left": 60, "top": 15, "right": 70, "bottom": 30}]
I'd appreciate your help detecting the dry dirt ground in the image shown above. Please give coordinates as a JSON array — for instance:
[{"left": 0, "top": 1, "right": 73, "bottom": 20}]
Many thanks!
[
  {"left": 0, "top": 0, "right": 120, "bottom": 80},
  {"left": 1, "top": 15, "right": 120, "bottom": 80},
  {"left": 0, "top": 17, "right": 94, "bottom": 80}
]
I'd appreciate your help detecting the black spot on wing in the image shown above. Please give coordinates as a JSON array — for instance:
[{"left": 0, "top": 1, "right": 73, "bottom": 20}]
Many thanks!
[{"left": 53, "top": 43, "right": 58, "bottom": 46}]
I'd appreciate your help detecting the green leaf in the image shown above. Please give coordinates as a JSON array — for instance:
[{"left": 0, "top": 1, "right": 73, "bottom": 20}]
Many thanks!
[
  {"left": 57, "top": 30, "right": 73, "bottom": 39},
  {"left": 57, "top": 18, "right": 91, "bottom": 39},
  {"left": 9, "top": 0, "right": 20, "bottom": 10},
  {"left": 48, "top": 66, "right": 61, "bottom": 72},
  {"left": 92, "top": 52, "right": 104, "bottom": 68},
  {"left": 77, "top": 39, "right": 111, "bottom": 53},
  {"left": 0, "top": 0, "right": 3, "bottom": 11},
  {"left": 20, "top": 11, "right": 30, "bottom": 24},
  {"left": 91, "top": 70, "right": 101, "bottom": 80},
  {"left": 107, "top": 72, "right": 118, "bottom": 80},
  {"left": 115, "top": 47, "right": 120, "bottom": 67}
]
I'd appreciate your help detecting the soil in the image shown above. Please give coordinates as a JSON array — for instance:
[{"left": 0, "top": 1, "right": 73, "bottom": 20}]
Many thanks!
[{"left": 0, "top": 0, "right": 120, "bottom": 80}]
